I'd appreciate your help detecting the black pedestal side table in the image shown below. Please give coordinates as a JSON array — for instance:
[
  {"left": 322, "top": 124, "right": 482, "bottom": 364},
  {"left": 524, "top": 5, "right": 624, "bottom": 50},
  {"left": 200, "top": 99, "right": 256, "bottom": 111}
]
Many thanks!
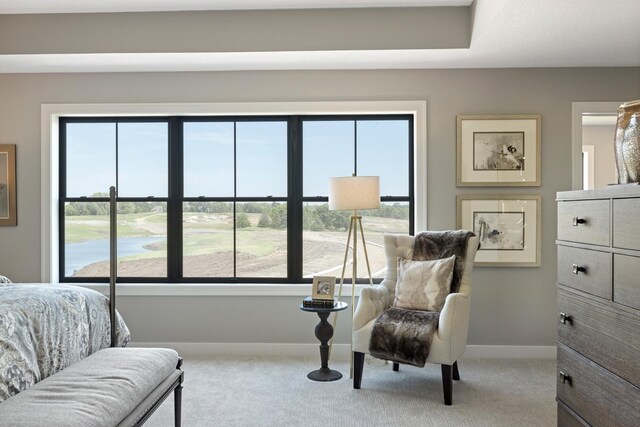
[{"left": 299, "top": 301, "right": 348, "bottom": 382}]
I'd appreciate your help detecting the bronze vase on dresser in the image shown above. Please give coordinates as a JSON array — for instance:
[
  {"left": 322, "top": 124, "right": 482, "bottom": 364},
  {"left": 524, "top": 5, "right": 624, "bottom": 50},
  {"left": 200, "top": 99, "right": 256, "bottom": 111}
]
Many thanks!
[
  {"left": 556, "top": 186, "right": 640, "bottom": 426},
  {"left": 614, "top": 100, "right": 640, "bottom": 184}
]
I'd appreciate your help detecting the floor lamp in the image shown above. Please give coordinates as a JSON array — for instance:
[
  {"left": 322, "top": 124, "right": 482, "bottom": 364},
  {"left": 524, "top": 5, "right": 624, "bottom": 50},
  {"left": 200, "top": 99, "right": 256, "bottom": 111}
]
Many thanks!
[{"left": 328, "top": 175, "right": 380, "bottom": 378}]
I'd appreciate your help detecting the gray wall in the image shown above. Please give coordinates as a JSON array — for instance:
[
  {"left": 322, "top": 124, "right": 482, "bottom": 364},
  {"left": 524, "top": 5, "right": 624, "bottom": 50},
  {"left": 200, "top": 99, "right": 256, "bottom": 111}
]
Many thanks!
[
  {"left": 0, "top": 7, "right": 469, "bottom": 54},
  {"left": 0, "top": 67, "right": 638, "bottom": 346}
]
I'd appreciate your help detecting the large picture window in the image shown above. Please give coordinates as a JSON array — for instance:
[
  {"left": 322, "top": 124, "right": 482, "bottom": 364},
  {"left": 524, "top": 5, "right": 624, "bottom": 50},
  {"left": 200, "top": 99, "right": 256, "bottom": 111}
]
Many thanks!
[{"left": 59, "top": 114, "right": 413, "bottom": 283}]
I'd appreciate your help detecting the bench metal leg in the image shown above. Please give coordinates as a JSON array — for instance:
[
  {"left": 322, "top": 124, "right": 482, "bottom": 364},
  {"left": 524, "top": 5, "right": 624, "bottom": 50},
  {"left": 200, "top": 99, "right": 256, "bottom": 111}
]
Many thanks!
[
  {"left": 174, "top": 383, "right": 183, "bottom": 427},
  {"left": 175, "top": 358, "right": 184, "bottom": 427}
]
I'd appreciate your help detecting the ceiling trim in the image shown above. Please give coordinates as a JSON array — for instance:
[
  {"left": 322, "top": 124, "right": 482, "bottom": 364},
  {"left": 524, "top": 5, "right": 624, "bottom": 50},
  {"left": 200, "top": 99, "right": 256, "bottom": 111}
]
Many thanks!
[{"left": 0, "top": 0, "right": 472, "bottom": 15}]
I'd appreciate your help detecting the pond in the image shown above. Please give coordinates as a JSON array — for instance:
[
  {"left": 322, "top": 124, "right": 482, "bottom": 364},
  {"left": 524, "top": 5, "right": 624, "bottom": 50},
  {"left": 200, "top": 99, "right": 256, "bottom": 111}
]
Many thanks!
[{"left": 65, "top": 236, "right": 165, "bottom": 276}]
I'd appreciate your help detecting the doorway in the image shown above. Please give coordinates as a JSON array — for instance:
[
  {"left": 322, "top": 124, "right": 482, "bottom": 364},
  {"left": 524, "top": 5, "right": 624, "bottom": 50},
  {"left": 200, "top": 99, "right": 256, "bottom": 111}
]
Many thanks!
[{"left": 571, "top": 102, "right": 621, "bottom": 190}]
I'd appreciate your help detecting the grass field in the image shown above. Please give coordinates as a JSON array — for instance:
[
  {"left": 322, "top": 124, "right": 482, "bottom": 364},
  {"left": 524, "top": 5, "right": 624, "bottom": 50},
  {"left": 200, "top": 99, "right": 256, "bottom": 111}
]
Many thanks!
[{"left": 67, "top": 211, "right": 408, "bottom": 278}]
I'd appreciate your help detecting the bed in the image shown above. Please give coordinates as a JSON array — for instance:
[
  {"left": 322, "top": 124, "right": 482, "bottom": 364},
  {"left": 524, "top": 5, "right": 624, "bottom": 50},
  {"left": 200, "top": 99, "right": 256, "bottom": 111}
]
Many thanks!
[
  {"left": 0, "top": 282, "right": 130, "bottom": 401},
  {"left": 0, "top": 187, "right": 182, "bottom": 426}
]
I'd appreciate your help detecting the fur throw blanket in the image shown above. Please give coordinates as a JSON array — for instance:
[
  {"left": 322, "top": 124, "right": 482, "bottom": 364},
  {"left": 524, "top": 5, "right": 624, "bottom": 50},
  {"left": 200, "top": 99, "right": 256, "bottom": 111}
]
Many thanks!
[
  {"left": 369, "top": 307, "right": 439, "bottom": 367},
  {"left": 412, "top": 230, "right": 475, "bottom": 293},
  {"left": 369, "top": 230, "right": 475, "bottom": 367}
]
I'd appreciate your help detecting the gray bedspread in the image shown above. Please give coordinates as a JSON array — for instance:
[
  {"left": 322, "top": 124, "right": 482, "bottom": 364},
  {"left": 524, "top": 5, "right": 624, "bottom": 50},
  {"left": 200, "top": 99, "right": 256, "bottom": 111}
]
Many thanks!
[{"left": 0, "top": 283, "right": 130, "bottom": 401}]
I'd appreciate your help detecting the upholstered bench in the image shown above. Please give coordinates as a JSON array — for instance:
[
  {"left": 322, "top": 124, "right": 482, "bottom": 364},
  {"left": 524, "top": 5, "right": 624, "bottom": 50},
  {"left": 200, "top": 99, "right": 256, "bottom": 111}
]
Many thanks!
[{"left": 0, "top": 347, "right": 183, "bottom": 427}]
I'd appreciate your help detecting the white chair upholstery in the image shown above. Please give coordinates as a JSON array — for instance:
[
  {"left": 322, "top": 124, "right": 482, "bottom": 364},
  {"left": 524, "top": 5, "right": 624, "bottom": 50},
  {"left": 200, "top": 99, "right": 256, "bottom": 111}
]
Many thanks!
[{"left": 352, "top": 232, "right": 479, "bottom": 405}]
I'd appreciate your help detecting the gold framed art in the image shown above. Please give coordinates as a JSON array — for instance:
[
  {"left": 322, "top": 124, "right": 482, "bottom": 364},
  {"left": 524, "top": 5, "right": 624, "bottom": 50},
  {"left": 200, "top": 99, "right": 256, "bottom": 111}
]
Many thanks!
[
  {"left": 457, "top": 194, "right": 541, "bottom": 267},
  {"left": 457, "top": 115, "right": 541, "bottom": 186},
  {"left": 0, "top": 145, "right": 16, "bottom": 226}
]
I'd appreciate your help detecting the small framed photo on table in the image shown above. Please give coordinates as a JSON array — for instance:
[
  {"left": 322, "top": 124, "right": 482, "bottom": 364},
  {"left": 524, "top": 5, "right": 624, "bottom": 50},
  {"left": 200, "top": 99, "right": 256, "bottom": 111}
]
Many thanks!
[
  {"left": 457, "top": 194, "right": 541, "bottom": 267},
  {"left": 457, "top": 115, "right": 541, "bottom": 186},
  {"left": 312, "top": 276, "right": 336, "bottom": 300}
]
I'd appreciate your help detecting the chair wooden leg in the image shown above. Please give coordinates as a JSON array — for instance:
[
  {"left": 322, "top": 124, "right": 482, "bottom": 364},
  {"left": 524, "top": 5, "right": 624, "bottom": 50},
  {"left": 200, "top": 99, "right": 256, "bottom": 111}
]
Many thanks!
[
  {"left": 353, "top": 352, "right": 365, "bottom": 389},
  {"left": 392, "top": 362, "right": 400, "bottom": 372},
  {"left": 441, "top": 364, "right": 453, "bottom": 406},
  {"left": 453, "top": 361, "right": 460, "bottom": 381}
]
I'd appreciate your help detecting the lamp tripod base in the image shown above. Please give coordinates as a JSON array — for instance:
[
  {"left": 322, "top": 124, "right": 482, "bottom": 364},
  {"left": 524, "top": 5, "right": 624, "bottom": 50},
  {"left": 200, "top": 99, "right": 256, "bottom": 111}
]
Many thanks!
[{"left": 329, "top": 212, "right": 374, "bottom": 379}]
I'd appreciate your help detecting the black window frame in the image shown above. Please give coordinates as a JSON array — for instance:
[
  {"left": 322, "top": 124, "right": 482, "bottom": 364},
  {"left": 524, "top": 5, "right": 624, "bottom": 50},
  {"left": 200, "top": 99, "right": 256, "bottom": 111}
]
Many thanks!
[{"left": 59, "top": 114, "right": 414, "bottom": 284}]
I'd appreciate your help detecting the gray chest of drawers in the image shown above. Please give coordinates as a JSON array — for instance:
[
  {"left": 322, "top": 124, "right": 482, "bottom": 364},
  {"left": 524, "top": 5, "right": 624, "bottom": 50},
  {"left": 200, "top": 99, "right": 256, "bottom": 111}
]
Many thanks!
[{"left": 556, "top": 186, "right": 640, "bottom": 427}]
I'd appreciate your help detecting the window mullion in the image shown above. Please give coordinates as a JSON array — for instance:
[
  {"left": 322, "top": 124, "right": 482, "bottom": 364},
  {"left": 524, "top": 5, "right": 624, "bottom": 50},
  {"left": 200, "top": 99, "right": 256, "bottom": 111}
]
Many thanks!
[
  {"left": 115, "top": 122, "right": 119, "bottom": 194},
  {"left": 408, "top": 116, "right": 415, "bottom": 235},
  {"left": 168, "top": 117, "right": 183, "bottom": 282},
  {"left": 233, "top": 122, "right": 237, "bottom": 279},
  {"left": 354, "top": 120, "right": 358, "bottom": 176},
  {"left": 58, "top": 120, "right": 67, "bottom": 282},
  {"left": 288, "top": 116, "right": 303, "bottom": 282}
]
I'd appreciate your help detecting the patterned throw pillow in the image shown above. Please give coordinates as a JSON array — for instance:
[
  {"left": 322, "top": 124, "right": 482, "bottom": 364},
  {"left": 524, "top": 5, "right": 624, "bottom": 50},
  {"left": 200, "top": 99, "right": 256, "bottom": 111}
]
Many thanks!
[{"left": 393, "top": 255, "right": 456, "bottom": 312}]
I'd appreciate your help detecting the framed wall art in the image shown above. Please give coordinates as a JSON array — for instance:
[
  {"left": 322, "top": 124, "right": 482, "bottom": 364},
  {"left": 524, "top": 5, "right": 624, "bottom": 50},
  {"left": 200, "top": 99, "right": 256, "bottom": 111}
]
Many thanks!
[
  {"left": 457, "top": 194, "right": 541, "bottom": 267},
  {"left": 0, "top": 144, "right": 16, "bottom": 226},
  {"left": 457, "top": 114, "right": 541, "bottom": 186}
]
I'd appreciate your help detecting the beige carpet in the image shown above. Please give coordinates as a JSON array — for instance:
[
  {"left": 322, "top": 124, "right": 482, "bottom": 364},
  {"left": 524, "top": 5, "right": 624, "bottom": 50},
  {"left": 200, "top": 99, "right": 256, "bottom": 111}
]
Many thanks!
[{"left": 144, "top": 356, "right": 556, "bottom": 427}]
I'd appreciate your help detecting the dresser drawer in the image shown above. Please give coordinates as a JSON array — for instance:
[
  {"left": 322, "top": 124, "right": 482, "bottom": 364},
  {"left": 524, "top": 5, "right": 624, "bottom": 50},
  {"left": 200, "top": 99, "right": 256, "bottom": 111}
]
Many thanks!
[
  {"left": 557, "top": 400, "right": 590, "bottom": 427},
  {"left": 557, "top": 200, "right": 610, "bottom": 246},
  {"left": 557, "top": 246, "right": 611, "bottom": 299},
  {"left": 614, "top": 254, "right": 640, "bottom": 311},
  {"left": 557, "top": 287, "right": 640, "bottom": 388},
  {"left": 557, "top": 343, "right": 640, "bottom": 427},
  {"left": 613, "top": 198, "right": 640, "bottom": 250}
]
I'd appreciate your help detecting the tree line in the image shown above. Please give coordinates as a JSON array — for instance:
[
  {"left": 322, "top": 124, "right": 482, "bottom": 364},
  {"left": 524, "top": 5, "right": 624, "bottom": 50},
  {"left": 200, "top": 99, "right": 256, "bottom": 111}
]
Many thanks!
[{"left": 66, "top": 198, "right": 409, "bottom": 231}]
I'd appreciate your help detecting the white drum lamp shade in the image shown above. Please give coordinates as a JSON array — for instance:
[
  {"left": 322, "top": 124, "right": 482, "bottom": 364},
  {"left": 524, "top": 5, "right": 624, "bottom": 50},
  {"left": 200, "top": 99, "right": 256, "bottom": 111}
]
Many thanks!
[{"left": 328, "top": 176, "right": 380, "bottom": 211}]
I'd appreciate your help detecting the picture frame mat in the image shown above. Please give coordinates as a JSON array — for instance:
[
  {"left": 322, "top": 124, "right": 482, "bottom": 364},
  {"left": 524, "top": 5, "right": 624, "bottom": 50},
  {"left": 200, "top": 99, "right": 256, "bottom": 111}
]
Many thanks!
[
  {"left": 457, "top": 195, "right": 541, "bottom": 267},
  {"left": 457, "top": 115, "right": 541, "bottom": 186}
]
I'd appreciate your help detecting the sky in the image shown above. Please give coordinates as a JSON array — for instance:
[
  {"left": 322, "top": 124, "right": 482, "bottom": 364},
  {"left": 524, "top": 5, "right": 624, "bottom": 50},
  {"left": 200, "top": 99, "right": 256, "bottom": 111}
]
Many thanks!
[{"left": 66, "top": 119, "right": 409, "bottom": 199}]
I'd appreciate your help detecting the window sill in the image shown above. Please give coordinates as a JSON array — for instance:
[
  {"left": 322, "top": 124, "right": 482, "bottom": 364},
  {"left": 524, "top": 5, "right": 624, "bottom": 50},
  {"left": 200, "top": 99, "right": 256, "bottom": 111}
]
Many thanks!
[{"left": 73, "top": 282, "right": 368, "bottom": 297}]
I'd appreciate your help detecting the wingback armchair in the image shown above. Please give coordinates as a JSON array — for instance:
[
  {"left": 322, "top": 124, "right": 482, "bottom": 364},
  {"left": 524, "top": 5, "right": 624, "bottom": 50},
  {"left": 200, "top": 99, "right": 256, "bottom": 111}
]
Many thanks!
[{"left": 352, "top": 233, "right": 479, "bottom": 405}]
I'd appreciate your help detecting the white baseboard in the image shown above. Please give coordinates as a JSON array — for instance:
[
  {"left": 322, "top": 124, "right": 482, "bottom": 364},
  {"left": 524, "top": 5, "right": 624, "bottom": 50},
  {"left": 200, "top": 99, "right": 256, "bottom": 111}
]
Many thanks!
[
  {"left": 129, "top": 342, "right": 557, "bottom": 360},
  {"left": 463, "top": 345, "right": 556, "bottom": 359},
  {"left": 130, "top": 342, "right": 353, "bottom": 360}
]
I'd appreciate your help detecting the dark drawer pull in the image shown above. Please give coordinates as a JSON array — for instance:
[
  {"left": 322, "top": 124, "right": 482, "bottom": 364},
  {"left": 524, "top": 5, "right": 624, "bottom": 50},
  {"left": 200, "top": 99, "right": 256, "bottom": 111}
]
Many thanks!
[
  {"left": 559, "top": 312, "right": 573, "bottom": 325},
  {"left": 572, "top": 264, "right": 586, "bottom": 274},
  {"left": 572, "top": 217, "right": 586, "bottom": 226},
  {"left": 559, "top": 371, "right": 572, "bottom": 385}
]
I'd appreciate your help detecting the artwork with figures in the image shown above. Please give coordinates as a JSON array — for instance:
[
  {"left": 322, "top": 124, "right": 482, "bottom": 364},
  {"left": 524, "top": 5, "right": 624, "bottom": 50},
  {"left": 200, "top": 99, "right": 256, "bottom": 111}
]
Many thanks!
[
  {"left": 457, "top": 115, "right": 540, "bottom": 186},
  {"left": 473, "top": 132, "right": 525, "bottom": 171},
  {"left": 0, "top": 152, "right": 8, "bottom": 219},
  {"left": 457, "top": 194, "right": 540, "bottom": 266},
  {"left": 317, "top": 281, "right": 331, "bottom": 295},
  {"left": 473, "top": 211, "right": 525, "bottom": 250}
]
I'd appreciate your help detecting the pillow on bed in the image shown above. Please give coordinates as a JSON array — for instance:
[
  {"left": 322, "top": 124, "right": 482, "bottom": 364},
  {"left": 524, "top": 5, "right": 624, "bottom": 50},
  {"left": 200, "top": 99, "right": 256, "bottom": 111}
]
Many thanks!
[
  {"left": 393, "top": 255, "right": 456, "bottom": 312},
  {"left": 0, "top": 275, "right": 11, "bottom": 284}
]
